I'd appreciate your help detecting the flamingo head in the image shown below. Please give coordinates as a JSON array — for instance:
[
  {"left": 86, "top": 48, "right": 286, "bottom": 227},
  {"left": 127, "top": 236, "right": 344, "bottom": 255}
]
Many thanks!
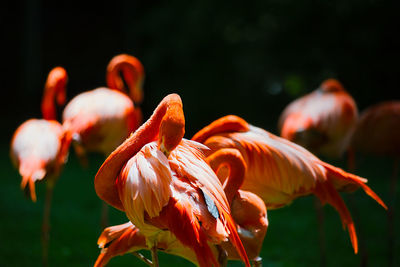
[
  {"left": 319, "top": 79, "right": 345, "bottom": 93},
  {"left": 158, "top": 107, "right": 185, "bottom": 157},
  {"left": 47, "top": 66, "right": 68, "bottom": 105}
]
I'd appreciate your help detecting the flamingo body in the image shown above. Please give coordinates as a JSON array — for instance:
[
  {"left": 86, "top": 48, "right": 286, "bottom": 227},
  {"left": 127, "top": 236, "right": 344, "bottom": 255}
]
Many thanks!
[
  {"left": 279, "top": 79, "right": 358, "bottom": 158},
  {"left": 63, "top": 87, "right": 137, "bottom": 155},
  {"left": 116, "top": 139, "right": 245, "bottom": 266},
  {"left": 63, "top": 54, "right": 144, "bottom": 157},
  {"left": 192, "top": 115, "right": 387, "bottom": 253},
  {"left": 95, "top": 147, "right": 268, "bottom": 266},
  {"left": 95, "top": 196, "right": 267, "bottom": 267},
  {"left": 351, "top": 101, "right": 400, "bottom": 157},
  {"left": 11, "top": 119, "right": 68, "bottom": 201}
]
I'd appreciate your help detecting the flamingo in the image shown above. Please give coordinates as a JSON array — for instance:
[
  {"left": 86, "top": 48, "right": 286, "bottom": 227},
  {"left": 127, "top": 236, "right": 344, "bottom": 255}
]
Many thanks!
[
  {"left": 192, "top": 115, "right": 387, "bottom": 256},
  {"left": 207, "top": 148, "right": 268, "bottom": 266},
  {"left": 62, "top": 53, "right": 144, "bottom": 159},
  {"left": 62, "top": 54, "right": 144, "bottom": 227},
  {"left": 350, "top": 101, "right": 400, "bottom": 266},
  {"left": 278, "top": 78, "right": 359, "bottom": 264},
  {"left": 278, "top": 78, "right": 358, "bottom": 158},
  {"left": 10, "top": 67, "right": 71, "bottom": 267},
  {"left": 94, "top": 148, "right": 267, "bottom": 267},
  {"left": 94, "top": 94, "right": 251, "bottom": 267}
]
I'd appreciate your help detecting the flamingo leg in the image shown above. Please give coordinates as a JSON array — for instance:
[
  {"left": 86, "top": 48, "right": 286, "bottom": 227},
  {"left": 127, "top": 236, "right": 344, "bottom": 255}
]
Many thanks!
[
  {"left": 314, "top": 197, "right": 326, "bottom": 267},
  {"left": 388, "top": 158, "right": 398, "bottom": 267},
  {"left": 42, "top": 181, "right": 54, "bottom": 267},
  {"left": 252, "top": 256, "right": 263, "bottom": 267},
  {"left": 131, "top": 252, "right": 153, "bottom": 267},
  {"left": 100, "top": 201, "right": 109, "bottom": 229},
  {"left": 150, "top": 242, "right": 159, "bottom": 267}
]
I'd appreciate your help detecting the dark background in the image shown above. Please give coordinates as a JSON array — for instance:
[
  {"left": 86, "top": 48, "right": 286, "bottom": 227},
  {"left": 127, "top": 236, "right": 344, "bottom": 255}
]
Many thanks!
[{"left": 1, "top": 0, "right": 399, "bottom": 266}]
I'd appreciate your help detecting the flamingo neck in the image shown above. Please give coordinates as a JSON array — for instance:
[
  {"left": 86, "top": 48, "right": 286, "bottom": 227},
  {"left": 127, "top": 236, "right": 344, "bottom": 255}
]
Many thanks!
[
  {"left": 95, "top": 93, "right": 184, "bottom": 210},
  {"left": 106, "top": 54, "right": 145, "bottom": 104},
  {"left": 124, "top": 93, "right": 184, "bottom": 157},
  {"left": 207, "top": 148, "right": 246, "bottom": 204},
  {"left": 41, "top": 67, "right": 68, "bottom": 120},
  {"left": 192, "top": 115, "right": 249, "bottom": 143}
]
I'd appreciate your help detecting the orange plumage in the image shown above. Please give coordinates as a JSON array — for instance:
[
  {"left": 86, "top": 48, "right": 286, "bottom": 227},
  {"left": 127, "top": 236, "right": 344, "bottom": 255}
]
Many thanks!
[
  {"left": 351, "top": 101, "right": 400, "bottom": 157},
  {"left": 278, "top": 79, "right": 358, "bottom": 158},
  {"left": 94, "top": 148, "right": 267, "bottom": 267},
  {"left": 11, "top": 67, "right": 70, "bottom": 201},
  {"left": 95, "top": 94, "right": 250, "bottom": 267},
  {"left": 192, "top": 115, "right": 387, "bottom": 254},
  {"left": 62, "top": 54, "right": 144, "bottom": 157}
]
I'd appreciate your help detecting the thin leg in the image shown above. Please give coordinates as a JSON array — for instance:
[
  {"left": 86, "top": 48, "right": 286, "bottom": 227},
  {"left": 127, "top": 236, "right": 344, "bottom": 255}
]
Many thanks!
[
  {"left": 314, "top": 197, "right": 326, "bottom": 267},
  {"left": 100, "top": 201, "right": 109, "bottom": 229},
  {"left": 150, "top": 243, "right": 159, "bottom": 267},
  {"left": 131, "top": 252, "right": 153, "bottom": 267},
  {"left": 388, "top": 159, "right": 398, "bottom": 267},
  {"left": 252, "top": 256, "right": 263, "bottom": 267},
  {"left": 42, "top": 182, "right": 54, "bottom": 267}
]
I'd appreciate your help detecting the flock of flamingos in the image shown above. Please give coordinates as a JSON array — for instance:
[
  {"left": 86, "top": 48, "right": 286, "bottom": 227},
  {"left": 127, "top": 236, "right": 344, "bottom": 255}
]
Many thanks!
[{"left": 10, "top": 53, "right": 399, "bottom": 267}]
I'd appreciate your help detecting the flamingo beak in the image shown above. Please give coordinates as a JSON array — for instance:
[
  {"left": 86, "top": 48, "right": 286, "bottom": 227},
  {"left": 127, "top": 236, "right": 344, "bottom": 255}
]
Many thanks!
[{"left": 159, "top": 137, "right": 171, "bottom": 158}]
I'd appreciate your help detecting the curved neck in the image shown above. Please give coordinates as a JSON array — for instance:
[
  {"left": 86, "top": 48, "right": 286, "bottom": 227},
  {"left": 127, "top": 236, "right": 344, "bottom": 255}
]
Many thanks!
[
  {"left": 192, "top": 115, "right": 249, "bottom": 143},
  {"left": 41, "top": 67, "right": 68, "bottom": 120},
  {"left": 95, "top": 93, "right": 184, "bottom": 210},
  {"left": 206, "top": 148, "right": 246, "bottom": 204},
  {"left": 106, "top": 54, "right": 145, "bottom": 105}
]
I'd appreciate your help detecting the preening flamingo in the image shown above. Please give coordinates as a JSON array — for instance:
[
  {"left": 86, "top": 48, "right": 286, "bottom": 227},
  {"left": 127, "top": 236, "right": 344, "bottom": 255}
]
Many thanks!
[
  {"left": 278, "top": 79, "right": 358, "bottom": 158},
  {"left": 62, "top": 54, "right": 144, "bottom": 227},
  {"left": 350, "top": 101, "right": 400, "bottom": 266},
  {"left": 62, "top": 53, "right": 144, "bottom": 158},
  {"left": 94, "top": 148, "right": 267, "bottom": 267},
  {"left": 278, "top": 78, "right": 359, "bottom": 264},
  {"left": 192, "top": 115, "right": 387, "bottom": 255},
  {"left": 95, "top": 94, "right": 251, "bottom": 267},
  {"left": 207, "top": 148, "right": 268, "bottom": 266},
  {"left": 10, "top": 67, "right": 71, "bottom": 267}
]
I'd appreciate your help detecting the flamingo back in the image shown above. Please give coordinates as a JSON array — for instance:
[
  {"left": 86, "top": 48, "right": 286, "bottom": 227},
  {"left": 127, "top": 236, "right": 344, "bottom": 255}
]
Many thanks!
[{"left": 63, "top": 88, "right": 136, "bottom": 155}]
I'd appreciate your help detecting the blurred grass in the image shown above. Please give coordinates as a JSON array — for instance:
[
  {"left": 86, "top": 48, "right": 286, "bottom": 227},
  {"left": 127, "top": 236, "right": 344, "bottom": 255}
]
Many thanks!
[{"left": 1, "top": 141, "right": 397, "bottom": 266}]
